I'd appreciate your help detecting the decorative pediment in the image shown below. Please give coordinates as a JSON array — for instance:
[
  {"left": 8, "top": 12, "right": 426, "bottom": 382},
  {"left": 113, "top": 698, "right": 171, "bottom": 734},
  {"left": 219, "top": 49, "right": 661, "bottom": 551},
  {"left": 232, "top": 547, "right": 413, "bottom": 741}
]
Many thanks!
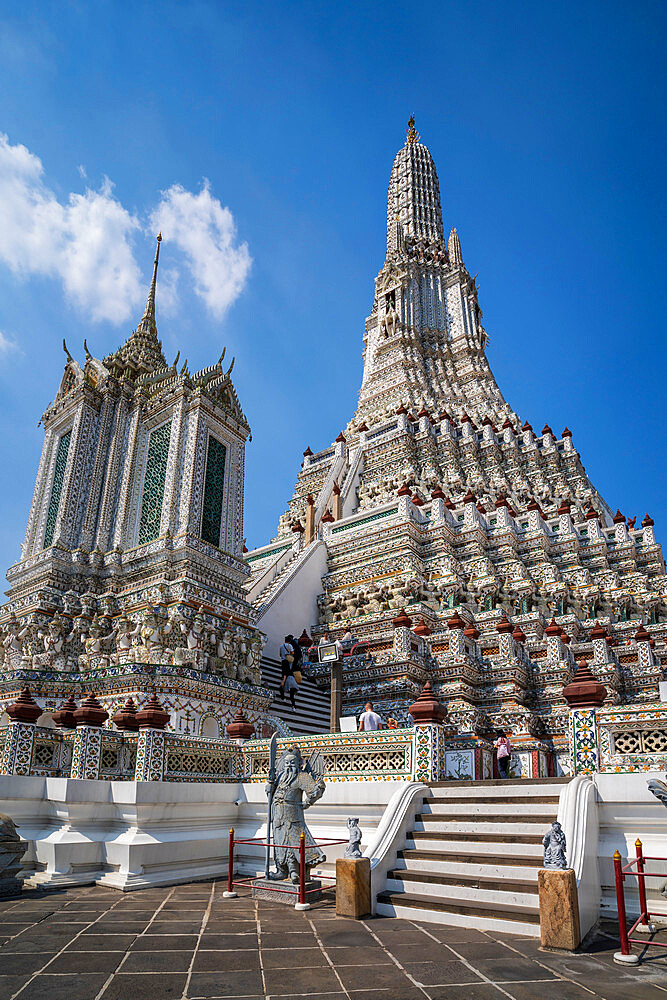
[
  {"left": 56, "top": 358, "right": 84, "bottom": 400},
  {"left": 83, "top": 344, "right": 111, "bottom": 389}
]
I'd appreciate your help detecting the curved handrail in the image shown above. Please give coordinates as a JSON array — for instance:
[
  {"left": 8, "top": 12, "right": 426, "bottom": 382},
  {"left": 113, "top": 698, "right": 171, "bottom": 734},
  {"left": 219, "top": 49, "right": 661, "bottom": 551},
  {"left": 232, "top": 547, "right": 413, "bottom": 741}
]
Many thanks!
[
  {"left": 557, "top": 773, "right": 600, "bottom": 938},
  {"left": 364, "top": 780, "right": 430, "bottom": 913}
]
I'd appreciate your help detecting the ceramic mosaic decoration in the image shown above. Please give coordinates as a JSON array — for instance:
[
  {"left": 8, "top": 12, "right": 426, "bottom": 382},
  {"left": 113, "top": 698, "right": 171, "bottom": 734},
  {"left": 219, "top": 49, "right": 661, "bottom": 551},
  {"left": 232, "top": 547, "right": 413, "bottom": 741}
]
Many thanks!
[
  {"left": 0, "top": 236, "right": 270, "bottom": 737},
  {"left": 247, "top": 118, "right": 666, "bottom": 759}
]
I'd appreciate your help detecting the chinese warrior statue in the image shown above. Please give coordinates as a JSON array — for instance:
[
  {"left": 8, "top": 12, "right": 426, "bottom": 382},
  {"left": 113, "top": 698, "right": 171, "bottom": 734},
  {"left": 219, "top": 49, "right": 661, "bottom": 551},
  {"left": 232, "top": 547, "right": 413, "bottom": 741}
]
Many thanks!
[
  {"left": 542, "top": 821, "right": 567, "bottom": 870},
  {"left": 265, "top": 746, "right": 326, "bottom": 884}
]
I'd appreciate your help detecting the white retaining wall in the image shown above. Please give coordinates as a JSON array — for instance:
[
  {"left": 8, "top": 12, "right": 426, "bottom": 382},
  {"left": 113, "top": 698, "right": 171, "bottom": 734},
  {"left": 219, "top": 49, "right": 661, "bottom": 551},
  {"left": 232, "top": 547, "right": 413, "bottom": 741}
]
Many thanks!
[
  {"left": 2, "top": 770, "right": 665, "bottom": 924},
  {"left": 594, "top": 771, "right": 667, "bottom": 922},
  {"left": 0, "top": 774, "right": 406, "bottom": 892}
]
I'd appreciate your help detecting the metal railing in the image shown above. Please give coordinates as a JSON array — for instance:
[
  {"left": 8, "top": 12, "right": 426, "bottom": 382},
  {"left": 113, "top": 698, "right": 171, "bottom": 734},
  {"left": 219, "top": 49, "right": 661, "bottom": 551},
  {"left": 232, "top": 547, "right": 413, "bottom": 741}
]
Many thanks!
[
  {"left": 614, "top": 839, "right": 667, "bottom": 965},
  {"left": 225, "top": 828, "right": 345, "bottom": 909}
]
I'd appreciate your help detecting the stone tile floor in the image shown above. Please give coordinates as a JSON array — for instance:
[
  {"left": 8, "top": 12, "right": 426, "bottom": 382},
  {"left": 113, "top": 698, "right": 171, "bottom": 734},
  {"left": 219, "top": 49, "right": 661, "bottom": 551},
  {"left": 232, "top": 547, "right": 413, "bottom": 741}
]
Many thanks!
[{"left": 0, "top": 881, "right": 665, "bottom": 999}]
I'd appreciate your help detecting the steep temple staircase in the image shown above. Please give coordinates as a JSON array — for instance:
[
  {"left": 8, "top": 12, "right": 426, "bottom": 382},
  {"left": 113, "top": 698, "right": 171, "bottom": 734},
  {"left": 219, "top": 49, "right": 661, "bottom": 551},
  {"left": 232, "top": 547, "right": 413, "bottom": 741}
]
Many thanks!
[
  {"left": 260, "top": 656, "right": 330, "bottom": 736},
  {"left": 377, "top": 776, "right": 570, "bottom": 935}
]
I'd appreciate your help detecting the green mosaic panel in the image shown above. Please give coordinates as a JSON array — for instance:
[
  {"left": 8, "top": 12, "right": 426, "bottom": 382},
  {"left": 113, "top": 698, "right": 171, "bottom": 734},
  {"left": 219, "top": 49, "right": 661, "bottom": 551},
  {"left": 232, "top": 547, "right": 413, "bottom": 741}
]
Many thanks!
[
  {"left": 138, "top": 422, "right": 171, "bottom": 545},
  {"left": 44, "top": 430, "right": 71, "bottom": 548},
  {"left": 331, "top": 507, "right": 398, "bottom": 534},
  {"left": 201, "top": 435, "right": 226, "bottom": 548},
  {"left": 246, "top": 542, "right": 291, "bottom": 563}
]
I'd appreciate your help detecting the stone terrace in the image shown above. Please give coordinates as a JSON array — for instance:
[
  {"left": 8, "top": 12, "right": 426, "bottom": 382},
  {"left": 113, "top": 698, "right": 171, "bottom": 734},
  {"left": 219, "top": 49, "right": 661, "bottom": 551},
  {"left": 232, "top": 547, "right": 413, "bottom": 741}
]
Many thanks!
[{"left": 0, "top": 882, "right": 666, "bottom": 1000}]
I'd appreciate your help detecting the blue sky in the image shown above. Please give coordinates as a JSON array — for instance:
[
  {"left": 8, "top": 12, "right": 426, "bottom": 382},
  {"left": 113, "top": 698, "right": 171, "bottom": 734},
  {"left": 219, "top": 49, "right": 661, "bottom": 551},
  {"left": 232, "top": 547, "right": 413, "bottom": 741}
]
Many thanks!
[{"left": 0, "top": 1, "right": 665, "bottom": 572}]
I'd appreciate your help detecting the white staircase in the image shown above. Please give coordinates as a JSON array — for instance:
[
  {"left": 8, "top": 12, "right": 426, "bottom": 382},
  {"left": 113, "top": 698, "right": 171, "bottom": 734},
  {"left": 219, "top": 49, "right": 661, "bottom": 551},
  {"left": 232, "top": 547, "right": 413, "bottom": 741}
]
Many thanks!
[
  {"left": 260, "top": 655, "right": 330, "bottom": 736},
  {"left": 377, "top": 776, "right": 570, "bottom": 936}
]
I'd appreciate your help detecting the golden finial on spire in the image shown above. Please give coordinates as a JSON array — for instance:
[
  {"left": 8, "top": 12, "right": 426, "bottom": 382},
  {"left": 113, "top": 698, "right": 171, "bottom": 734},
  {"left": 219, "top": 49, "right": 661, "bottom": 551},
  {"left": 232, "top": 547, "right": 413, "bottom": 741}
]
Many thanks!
[
  {"left": 406, "top": 115, "right": 420, "bottom": 145},
  {"left": 157, "top": 232, "right": 162, "bottom": 242}
]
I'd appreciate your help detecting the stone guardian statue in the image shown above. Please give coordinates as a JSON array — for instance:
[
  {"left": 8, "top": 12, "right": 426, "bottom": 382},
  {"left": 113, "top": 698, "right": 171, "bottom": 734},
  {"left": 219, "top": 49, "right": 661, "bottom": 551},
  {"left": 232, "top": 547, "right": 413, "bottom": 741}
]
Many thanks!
[
  {"left": 0, "top": 813, "right": 27, "bottom": 897},
  {"left": 265, "top": 746, "right": 326, "bottom": 884},
  {"left": 344, "top": 817, "right": 363, "bottom": 859},
  {"left": 542, "top": 821, "right": 567, "bottom": 870}
]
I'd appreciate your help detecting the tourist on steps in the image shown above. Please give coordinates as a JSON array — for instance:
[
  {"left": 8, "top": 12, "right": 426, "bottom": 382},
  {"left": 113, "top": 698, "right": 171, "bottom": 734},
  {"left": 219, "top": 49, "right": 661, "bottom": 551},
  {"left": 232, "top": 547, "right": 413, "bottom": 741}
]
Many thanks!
[
  {"left": 278, "top": 636, "right": 295, "bottom": 700},
  {"left": 284, "top": 671, "right": 298, "bottom": 709},
  {"left": 494, "top": 731, "right": 512, "bottom": 778},
  {"left": 287, "top": 633, "right": 303, "bottom": 684},
  {"left": 319, "top": 630, "right": 342, "bottom": 658},
  {"left": 358, "top": 701, "right": 383, "bottom": 731}
]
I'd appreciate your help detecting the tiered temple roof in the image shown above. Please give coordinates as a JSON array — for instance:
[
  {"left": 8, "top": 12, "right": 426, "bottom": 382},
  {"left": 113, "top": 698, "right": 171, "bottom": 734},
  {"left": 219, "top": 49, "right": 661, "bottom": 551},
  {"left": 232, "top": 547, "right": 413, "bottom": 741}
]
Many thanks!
[{"left": 248, "top": 119, "right": 666, "bottom": 753}]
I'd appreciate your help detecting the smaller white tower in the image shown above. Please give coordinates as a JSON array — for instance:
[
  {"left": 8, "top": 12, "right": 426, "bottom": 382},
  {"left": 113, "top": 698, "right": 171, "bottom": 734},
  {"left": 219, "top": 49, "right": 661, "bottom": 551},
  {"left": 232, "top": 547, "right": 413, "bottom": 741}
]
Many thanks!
[{"left": 7, "top": 236, "right": 252, "bottom": 621}]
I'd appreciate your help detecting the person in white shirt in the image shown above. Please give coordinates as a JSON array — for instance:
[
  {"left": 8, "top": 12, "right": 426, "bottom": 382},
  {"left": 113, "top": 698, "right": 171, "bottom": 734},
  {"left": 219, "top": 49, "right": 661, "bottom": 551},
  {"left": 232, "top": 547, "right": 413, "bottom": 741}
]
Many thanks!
[
  {"left": 319, "top": 631, "right": 342, "bottom": 658},
  {"left": 358, "top": 701, "right": 382, "bottom": 731}
]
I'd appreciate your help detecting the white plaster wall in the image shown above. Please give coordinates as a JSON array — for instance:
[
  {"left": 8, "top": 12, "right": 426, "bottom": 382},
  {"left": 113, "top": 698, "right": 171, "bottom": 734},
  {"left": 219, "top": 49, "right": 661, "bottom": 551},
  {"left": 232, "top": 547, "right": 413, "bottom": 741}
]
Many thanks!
[
  {"left": 593, "top": 771, "right": 667, "bottom": 921},
  {"left": 0, "top": 775, "right": 238, "bottom": 891},
  {"left": 257, "top": 540, "right": 328, "bottom": 656},
  {"left": 233, "top": 780, "right": 408, "bottom": 878},
  {"left": 0, "top": 774, "right": 406, "bottom": 892}
]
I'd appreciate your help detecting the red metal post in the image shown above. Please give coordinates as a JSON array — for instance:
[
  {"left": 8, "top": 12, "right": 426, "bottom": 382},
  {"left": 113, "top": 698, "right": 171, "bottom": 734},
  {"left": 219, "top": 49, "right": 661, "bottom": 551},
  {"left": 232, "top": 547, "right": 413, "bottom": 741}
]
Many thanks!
[
  {"left": 299, "top": 832, "right": 306, "bottom": 906},
  {"left": 636, "top": 838, "right": 648, "bottom": 926},
  {"left": 228, "top": 827, "right": 235, "bottom": 894},
  {"left": 614, "top": 849, "right": 631, "bottom": 956}
]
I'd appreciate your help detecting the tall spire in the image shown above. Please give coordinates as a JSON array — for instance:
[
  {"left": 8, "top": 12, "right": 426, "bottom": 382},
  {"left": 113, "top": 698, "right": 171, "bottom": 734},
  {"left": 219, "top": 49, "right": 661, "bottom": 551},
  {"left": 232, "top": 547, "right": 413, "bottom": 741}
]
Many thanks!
[
  {"left": 386, "top": 120, "right": 443, "bottom": 251},
  {"left": 103, "top": 234, "right": 167, "bottom": 378},
  {"left": 137, "top": 232, "right": 162, "bottom": 336}
]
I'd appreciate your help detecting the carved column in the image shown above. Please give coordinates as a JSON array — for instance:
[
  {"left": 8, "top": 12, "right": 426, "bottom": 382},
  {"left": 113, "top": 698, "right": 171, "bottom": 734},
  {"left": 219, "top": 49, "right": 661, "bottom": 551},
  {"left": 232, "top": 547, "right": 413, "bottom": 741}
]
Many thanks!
[
  {"left": 332, "top": 483, "right": 342, "bottom": 521},
  {"left": 304, "top": 494, "right": 316, "bottom": 546},
  {"left": 135, "top": 729, "right": 166, "bottom": 781},
  {"left": 409, "top": 682, "right": 447, "bottom": 782},
  {"left": 0, "top": 689, "right": 42, "bottom": 776},
  {"left": 70, "top": 694, "right": 109, "bottom": 780},
  {"left": 563, "top": 661, "right": 607, "bottom": 775},
  {"left": 0, "top": 722, "right": 37, "bottom": 776},
  {"left": 70, "top": 726, "right": 103, "bottom": 780},
  {"left": 134, "top": 695, "right": 170, "bottom": 780}
]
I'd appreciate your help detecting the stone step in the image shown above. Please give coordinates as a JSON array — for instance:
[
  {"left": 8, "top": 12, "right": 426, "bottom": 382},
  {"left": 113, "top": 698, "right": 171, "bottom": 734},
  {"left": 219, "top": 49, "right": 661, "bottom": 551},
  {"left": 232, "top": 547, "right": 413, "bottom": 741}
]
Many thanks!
[
  {"left": 394, "top": 854, "right": 541, "bottom": 881},
  {"left": 428, "top": 777, "right": 569, "bottom": 793},
  {"left": 376, "top": 890, "right": 540, "bottom": 937},
  {"left": 409, "top": 829, "right": 544, "bottom": 845},
  {"left": 427, "top": 796, "right": 560, "bottom": 810},
  {"left": 385, "top": 876, "right": 538, "bottom": 908},
  {"left": 413, "top": 816, "right": 554, "bottom": 835},
  {"left": 405, "top": 835, "right": 543, "bottom": 857},
  {"left": 387, "top": 867, "right": 537, "bottom": 896},
  {"left": 260, "top": 656, "right": 330, "bottom": 736}
]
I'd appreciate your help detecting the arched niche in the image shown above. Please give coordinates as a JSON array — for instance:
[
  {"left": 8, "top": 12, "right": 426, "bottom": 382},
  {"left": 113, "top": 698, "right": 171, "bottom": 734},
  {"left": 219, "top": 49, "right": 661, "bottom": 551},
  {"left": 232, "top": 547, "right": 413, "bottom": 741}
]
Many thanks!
[{"left": 200, "top": 716, "right": 220, "bottom": 738}]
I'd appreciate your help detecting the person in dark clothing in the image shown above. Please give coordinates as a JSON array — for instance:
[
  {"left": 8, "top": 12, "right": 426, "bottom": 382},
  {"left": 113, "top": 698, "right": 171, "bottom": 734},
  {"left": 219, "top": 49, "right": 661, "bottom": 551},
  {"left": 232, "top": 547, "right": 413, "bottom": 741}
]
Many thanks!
[
  {"left": 285, "top": 634, "right": 303, "bottom": 706},
  {"left": 278, "top": 636, "right": 294, "bottom": 700},
  {"left": 288, "top": 634, "right": 303, "bottom": 667}
]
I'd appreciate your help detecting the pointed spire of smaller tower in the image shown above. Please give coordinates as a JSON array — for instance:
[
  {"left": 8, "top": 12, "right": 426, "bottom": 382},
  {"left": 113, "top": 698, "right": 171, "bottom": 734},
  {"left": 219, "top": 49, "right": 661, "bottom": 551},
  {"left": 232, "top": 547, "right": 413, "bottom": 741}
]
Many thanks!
[
  {"left": 104, "top": 234, "right": 167, "bottom": 378},
  {"left": 448, "top": 226, "right": 462, "bottom": 264},
  {"left": 137, "top": 232, "right": 162, "bottom": 337}
]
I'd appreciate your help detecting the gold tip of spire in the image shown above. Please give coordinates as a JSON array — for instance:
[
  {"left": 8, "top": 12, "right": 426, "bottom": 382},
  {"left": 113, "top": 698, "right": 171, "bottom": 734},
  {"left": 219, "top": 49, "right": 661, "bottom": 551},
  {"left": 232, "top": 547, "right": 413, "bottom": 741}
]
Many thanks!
[
  {"left": 157, "top": 232, "right": 162, "bottom": 242},
  {"left": 406, "top": 115, "right": 420, "bottom": 145}
]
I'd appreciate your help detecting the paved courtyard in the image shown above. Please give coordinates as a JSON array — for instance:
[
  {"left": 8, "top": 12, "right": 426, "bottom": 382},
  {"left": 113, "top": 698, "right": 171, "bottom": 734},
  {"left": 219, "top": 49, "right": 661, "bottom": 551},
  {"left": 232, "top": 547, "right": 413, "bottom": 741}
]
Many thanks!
[{"left": 0, "top": 880, "right": 665, "bottom": 1000}]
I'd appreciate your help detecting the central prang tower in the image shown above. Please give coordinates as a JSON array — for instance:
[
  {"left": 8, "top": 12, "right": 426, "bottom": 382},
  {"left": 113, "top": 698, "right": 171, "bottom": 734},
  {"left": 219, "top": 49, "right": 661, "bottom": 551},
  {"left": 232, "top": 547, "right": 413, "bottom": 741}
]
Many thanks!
[
  {"left": 357, "top": 115, "right": 507, "bottom": 426},
  {"left": 247, "top": 119, "right": 666, "bottom": 774}
]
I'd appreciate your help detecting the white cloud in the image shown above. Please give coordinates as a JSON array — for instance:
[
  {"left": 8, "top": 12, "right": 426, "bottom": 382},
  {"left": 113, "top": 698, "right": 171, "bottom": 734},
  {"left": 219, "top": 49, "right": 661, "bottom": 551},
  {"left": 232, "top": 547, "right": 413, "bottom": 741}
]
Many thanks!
[
  {"left": 151, "top": 181, "right": 252, "bottom": 319},
  {"left": 0, "top": 331, "right": 19, "bottom": 356},
  {"left": 77, "top": 164, "right": 87, "bottom": 179},
  {"left": 0, "top": 134, "right": 251, "bottom": 327},
  {"left": 0, "top": 134, "right": 143, "bottom": 323}
]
